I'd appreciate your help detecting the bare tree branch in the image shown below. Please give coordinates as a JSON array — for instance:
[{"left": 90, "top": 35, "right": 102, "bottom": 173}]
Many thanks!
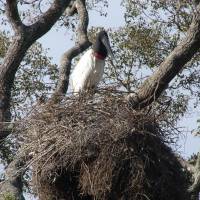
[
  {"left": 5, "top": 0, "right": 23, "bottom": 33},
  {"left": 127, "top": 4, "right": 200, "bottom": 109},
  {"left": 2, "top": 0, "right": 72, "bottom": 82},
  {"left": 65, "top": 0, "right": 77, "bottom": 16},
  {"left": 176, "top": 154, "right": 200, "bottom": 200},
  {"left": 177, "top": 156, "right": 195, "bottom": 173},
  {"left": 0, "top": 0, "right": 72, "bottom": 137},
  {"left": 0, "top": 153, "right": 26, "bottom": 200},
  {"left": 0, "top": 0, "right": 88, "bottom": 195},
  {"left": 52, "top": 0, "right": 91, "bottom": 100},
  {"left": 28, "top": 0, "right": 72, "bottom": 41},
  {"left": 189, "top": 153, "right": 200, "bottom": 200}
]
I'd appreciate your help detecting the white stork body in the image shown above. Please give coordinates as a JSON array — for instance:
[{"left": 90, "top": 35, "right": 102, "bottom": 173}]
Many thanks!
[
  {"left": 71, "top": 49, "right": 105, "bottom": 93},
  {"left": 70, "top": 30, "right": 114, "bottom": 94}
]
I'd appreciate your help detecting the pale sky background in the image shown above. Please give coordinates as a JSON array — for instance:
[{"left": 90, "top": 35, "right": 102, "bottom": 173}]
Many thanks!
[
  {"left": 37, "top": 1, "right": 199, "bottom": 158},
  {"left": 0, "top": 1, "right": 199, "bottom": 199}
]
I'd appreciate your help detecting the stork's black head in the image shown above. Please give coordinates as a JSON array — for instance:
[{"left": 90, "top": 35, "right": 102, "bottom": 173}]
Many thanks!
[{"left": 93, "top": 30, "right": 114, "bottom": 60}]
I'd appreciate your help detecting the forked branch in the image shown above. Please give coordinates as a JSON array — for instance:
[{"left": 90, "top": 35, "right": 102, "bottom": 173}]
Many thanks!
[
  {"left": 52, "top": 0, "right": 91, "bottom": 99},
  {"left": 6, "top": 0, "right": 23, "bottom": 33},
  {"left": 189, "top": 153, "right": 200, "bottom": 200},
  {"left": 28, "top": 0, "right": 72, "bottom": 40},
  {"left": 0, "top": 0, "right": 72, "bottom": 140}
]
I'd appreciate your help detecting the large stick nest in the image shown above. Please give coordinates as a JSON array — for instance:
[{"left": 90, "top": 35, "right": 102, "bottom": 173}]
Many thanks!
[{"left": 21, "top": 92, "right": 190, "bottom": 200}]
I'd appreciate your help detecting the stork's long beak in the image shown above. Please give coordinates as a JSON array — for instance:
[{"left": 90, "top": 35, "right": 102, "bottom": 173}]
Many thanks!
[{"left": 101, "top": 36, "right": 115, "bottom": 60}]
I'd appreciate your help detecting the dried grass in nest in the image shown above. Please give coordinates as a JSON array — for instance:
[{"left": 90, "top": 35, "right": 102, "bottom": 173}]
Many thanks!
[{"left": 21, "top": 91, "right": 189, "bottom": 200}]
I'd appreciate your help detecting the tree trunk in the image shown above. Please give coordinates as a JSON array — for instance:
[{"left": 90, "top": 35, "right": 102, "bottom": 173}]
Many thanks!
[
  {"left": 0, "top": 0, "right": 72, "bottom": 139},
  {"left": 0, "top": 153, "right": 25, "bottom": 200},
  {"left": 52, "top": 0, "right": 91, "bottom": 100},
  {"left": 0, "top": 32, "right": 32, "bottom": 138},
  {"left": 0, "top": 0, "right": 72, "bottom": 197}
]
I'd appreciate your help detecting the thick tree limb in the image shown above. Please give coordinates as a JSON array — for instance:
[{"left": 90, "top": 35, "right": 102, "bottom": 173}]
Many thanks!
[
  {"left": 52, "top": 0, "right": 91, "bottom": 99},
  {"left": 2, "top": 0, "right": 72, "bottom": 82},
  {"left": 0, "top": 153, "right": 26, "bottom": 200},
  {"left": 189, "top": 153, "right": 200, "bottom": 200},
  {"left": 28, "top": 0, "right": 72, "bottom": 41},
  {"left": 127, "top": 4, "right": 200, "bottom": 109},
  {"left": 178, "top": 153, "right": 200, "bottom": 200},
  {"left": 177, "top": 156, "right": 195, "bottom": 173},
  {"left": 6, "top": 0, "right": 23, "bottom": 33},
  {"left": 0, "top": 1, "right": 74, "bottom": 195},
  {"left": 0, "top": 0, "right": 89, "bottom": 196},
  {"left": 0, "top": 36, "right": 30, "bottom": 138},
  {"left": 0, "top": 0, "right": 72, "bottom": 139},
  {"left": 65, "top": 0, "right": 77, "bottom": 16}
]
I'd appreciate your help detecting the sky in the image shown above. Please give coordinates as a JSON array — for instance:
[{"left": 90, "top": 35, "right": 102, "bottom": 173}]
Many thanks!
[
  {"left": 38, "top": 1, "right": 125, "bottom": 62},
  {"left": 0, "top": 1, "right": 199, "bottom": 199},
  {"left": 37, "top": 1, "right": 200, "bottom": 158}
]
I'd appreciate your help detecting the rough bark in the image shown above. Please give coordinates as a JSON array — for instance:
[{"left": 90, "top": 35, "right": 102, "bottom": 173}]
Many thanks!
[
  {"left": 52, "top": 0, "right": 91, "bottom": 100},
  {"left": 127, "top": 4, "right": 200, "bottom": 109},
  {"left": 125, "top": 5, "right": 200, "bottom": 197},
  {"left": 0, "top": 0, "right": 72, "bottom": 198},
  {"left": 0, "top": 0, "right": 72, "bottom": 139},
  {"left": 177, "top": 155, "right": 200, "bottom": 199},
  {"left": 0, "top": 34, "right": 29, "bottom": 138},
  {"left": 189, "top": 153, "right": 200, "bottom": 200},
  {"left": 0, "top": 153, "right": 25, "bottom": 200},
  {"left": 2, "top": 0, "right": 200, "bottom": 199},
  {"left": 178, "top": 156, "right": 195, "bottom": 173},
  {"left": 0, "top": 0, "right": 90, "bottom": 197}
]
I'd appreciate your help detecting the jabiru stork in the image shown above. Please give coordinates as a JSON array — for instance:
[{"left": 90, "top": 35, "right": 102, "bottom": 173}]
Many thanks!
[{"left": 71, "top": 30, "right": 114, "bottom": 93}]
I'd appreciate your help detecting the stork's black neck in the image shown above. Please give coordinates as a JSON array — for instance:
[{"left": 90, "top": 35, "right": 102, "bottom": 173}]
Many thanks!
[{"left": 93, "top": 31, "right": 108, "bottom": 59}]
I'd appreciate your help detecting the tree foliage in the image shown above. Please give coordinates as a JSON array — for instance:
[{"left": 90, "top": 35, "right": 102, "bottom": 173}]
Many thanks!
[
  {"left": 0, "top": 32, "right": 57, "bottom": 119},
  {"left": 0, "top": 0, "right": 199, "bottom": 199},
  {"left": 97, "top": 0, "right": 200, "bottom": 124}
]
